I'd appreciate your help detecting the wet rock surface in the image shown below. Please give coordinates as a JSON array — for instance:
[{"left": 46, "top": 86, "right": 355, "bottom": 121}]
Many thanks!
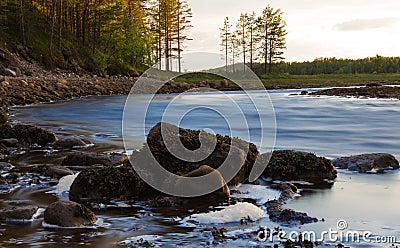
[
  {"left": 311, "top": 85, "right": 400, "bottom": 99},
  {"left": 52, "top": 138, "right": 90, "bottom": 149},
  {"left": 333, "top": 153, "right": 400, "bottom": 173},
  {"left": 0, "top": 123, "right": 57, "bottom": 147},
  {"left": 141, "top": 122, "right": 258, "bottom": 186},
  {"left": 179, "top": 165, "right": 230, "bottom": 202},
  {"left": 266, "top": 183, "right": 318, "bottom": 225},
  {"left": 61, "top": 152, "right": 128, "bottom": 168},
  {"left": 258, "top": 150, "right": 337, "bottom": 183},
  {"left": 69, "top": 164, "right": 157, "bottom": 204},
  {"left": 44, "top": 200, "right": 97, "bottom": 227},
  {"left": 28, "top": 164, "right": 74, "bottom": 178},
  {"left": 0, "top": 206, "right": 38, "bottom": 221}
]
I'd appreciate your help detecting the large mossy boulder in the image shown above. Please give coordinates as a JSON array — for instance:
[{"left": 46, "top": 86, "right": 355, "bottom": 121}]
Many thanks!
[
  {"left": 259, "top": 150, "right": 337, "bottom": 183},
  {"left": 44, "top": 201, "right": 97, "bottom": 227},
  {"left": 136, "top": 122, "right": 259, "bottom": 186},
  {"left": 332, "top": 153, "right": 399, "bottom": 173},
  {"left": 0, "top": 123, "right": 57, "bottom": 146},
  {"left": 69, "top": 164, "right": 157, "bottom": 203}
]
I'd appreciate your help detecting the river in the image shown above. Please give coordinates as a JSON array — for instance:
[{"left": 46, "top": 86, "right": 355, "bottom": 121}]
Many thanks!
[{"left": 3, "top": 88, "right": 400, "bottom": 247}]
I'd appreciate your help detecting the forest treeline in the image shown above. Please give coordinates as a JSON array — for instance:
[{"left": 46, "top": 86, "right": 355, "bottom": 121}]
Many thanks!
[
  {"left": 0, "top": 0, "right": 191, "bottom": 75},
  {"left": 254, "top": 55, "right": 400, "bottom": 75}
]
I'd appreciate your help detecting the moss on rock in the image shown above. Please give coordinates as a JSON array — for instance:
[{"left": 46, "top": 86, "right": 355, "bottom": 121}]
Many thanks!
[{"left": 259, "top": 150, "right": 337, "bottom": 183}]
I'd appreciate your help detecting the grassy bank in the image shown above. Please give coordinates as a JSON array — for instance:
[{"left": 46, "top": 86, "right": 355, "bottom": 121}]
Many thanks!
[{"left": 260, "top": 73, "right": 400, "bottom": 86}]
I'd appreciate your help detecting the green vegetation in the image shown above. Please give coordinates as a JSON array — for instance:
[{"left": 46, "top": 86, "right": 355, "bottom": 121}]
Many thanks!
[
  {"left": 0, "top": 0, "right": 192, "bottom": 75},
  {"left": 255, "top": 56, "right": 400, "bottom": 75},
  {"left": 259, "top": 73, "right": 400, "bottom": 86}
]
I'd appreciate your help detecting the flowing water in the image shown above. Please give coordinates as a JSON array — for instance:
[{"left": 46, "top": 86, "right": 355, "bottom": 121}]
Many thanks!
[{"left": 2, "top": 89, "right": 400, "bottom": 247}]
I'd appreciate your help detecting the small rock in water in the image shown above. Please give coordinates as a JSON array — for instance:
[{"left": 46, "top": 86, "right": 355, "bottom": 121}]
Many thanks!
[
  {"left": 258, "top": 150, "right": 337, "bottom": 184},
  {"left": 44, "top": 200, "right": 97, "bottom": 227},
  {"left": 333, "top": 153, "right": 399, "bottom": 173},
  {"left": 61, "top": 152, "right": 128, "bottom": 167},
  {"left": 52, "top": 138, "right": 89, "bottom": 149},
  {"left": 0, "top": 123, "right": 57, "bottom": 147},
  {"left": 0, "top": 138, "right": 18, "bottom": 146},
  {"left": 365, "top": 82, "right": 383, "bottom": 87},
  {"left": 0, "top": 206, "right": 39, "bottom": 222},
  {"left": 29, "top": 164, "right": 74, "bottom": 178},
  {"left": 300, "top": 90, "right": 309, "bottom": 95}
]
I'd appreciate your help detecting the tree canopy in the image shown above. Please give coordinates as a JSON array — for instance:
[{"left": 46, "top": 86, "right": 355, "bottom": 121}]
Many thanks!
[{"left": 0, "top": 0, "right": 192, "bottom": 75}]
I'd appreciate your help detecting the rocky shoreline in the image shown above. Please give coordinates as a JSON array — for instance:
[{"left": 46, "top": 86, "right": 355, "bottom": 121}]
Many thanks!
[
  {"left": 311, "top": 84, "right": 400, "bottom": 99},
  {"left": 2, "top": 73, "right": 400, "bottom": 108}
]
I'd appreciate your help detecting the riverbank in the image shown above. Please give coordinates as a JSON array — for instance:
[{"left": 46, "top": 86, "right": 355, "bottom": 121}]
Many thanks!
[
  {"left": 2, "top": 73, "right": 400, "bottom": 108},
  {"left": 311, "top": 85, "right": 400, "bottom": 99}
]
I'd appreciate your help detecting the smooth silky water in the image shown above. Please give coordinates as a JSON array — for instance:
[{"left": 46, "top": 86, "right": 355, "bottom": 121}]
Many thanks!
[{"left": 2, "top": 89, "right": 400, "bottom": 247}]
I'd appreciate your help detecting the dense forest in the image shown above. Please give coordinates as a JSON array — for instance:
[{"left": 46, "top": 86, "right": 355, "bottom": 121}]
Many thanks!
[
  {"left": 0, "top": 0, "right": 192, "bottom": 75},
  {"left": 253, "top": 55, "right": 400, "bottom": 75}
]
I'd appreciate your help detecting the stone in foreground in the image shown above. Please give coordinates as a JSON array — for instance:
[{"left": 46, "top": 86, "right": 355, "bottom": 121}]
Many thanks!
[
  {"left": 61, "top": 152, "right": 128, "bottom": 167},
  {"left": 140, "top": 122, "right": 259, "bottom": 186},
  {"left": 258, "top": 150, "right": 337, "bottom": 183},
  {"left": 332, "top": 153, "right": 399, "bottom": 173},
  {"left": 69, "top": 164, "right": 156, "bottom": 203},
  {"left": 177, "top": 165, "right": 230, "bottom": 202},
  {"left": 44, "top": 200, "right": 97, "bottom": 227},
  {"left": 0, "top": 206, "right": 38, "bottom": 222},
  {"left": 0, "top": 123, "right": 57, "bottom": 146}
]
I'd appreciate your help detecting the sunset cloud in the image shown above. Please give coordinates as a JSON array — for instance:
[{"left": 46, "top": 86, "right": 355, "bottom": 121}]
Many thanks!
[{"left": 333, "top": 18, "right": 399, "bottom": 31}]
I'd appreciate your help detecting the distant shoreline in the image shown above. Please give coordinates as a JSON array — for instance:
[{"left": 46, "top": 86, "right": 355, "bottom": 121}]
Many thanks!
[{"left": 1, "top": 74, "right": 399, "bottom": 108}]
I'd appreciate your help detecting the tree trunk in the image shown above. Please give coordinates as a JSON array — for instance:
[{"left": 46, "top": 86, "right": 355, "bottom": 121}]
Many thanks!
[
  {"left": 19, "top": 0, "right": 26, "bottom": 46},
  {"left": 177, "top": 9, "right": 181, "bottom": 73},
  {"left": 242, "top": 25, "right": 245, "bottom": 72},
  {"left": 264, "top": 23, "right": 268, "bottom": 74},
  {"left": 58, "top": 0, "right": 63, "bottom": 52},
  {"left": 268, "top": 38, "right": 273, "bottom": 73},
  {"left": 250, "top": 26, "right": 253, "bottom": 70},
  {"left": 49, "top": 0, "right": 56, "bottom": 58}
]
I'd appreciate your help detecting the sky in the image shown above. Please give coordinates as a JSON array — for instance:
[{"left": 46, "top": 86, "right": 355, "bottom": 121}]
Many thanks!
[{"left": 185, "top": 0, "right": 400, "bottom": 62}]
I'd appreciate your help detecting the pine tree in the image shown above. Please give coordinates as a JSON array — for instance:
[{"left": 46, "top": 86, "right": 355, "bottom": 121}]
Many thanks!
[{"left": 219, "top": 16, "right": 231, "bottom": 73}]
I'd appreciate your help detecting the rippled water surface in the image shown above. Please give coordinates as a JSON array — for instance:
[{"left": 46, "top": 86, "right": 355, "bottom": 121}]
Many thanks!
[{"left": 5, "top": 89, "right": 400, "bottom": 247}]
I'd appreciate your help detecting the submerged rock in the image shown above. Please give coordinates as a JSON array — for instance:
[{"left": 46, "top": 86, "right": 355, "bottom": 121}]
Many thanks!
[
  {"left": 258, "top": 150, "right": 337, "bottom": 183},
  {"left": 139, "top": 122, "right": 258, "bottom": 185},
  {"left": 0, "top": 138, "right": 18, "bottom": 146},
  {"left": 69, "top": 164, "right": 156, "bottom": 203},
  {"left": 61, "top": 152, "right": 128, "bottom": 167},
  {"left": 44, "top": 200, "right": 96, "bottom": 227},
  {"left": 52, "top": 138, "right": 90, "bottom": 149},
  {"left": 333, "top": 153, "right": 399, "bottom": 173},
  {"left": 29, "top": 164, "right": 74, "bottom": 178},
  {"left": 0, "top": 206, "right": 38, "bottom": 222},
  {"left": 0, "top": 123, "right": 57, "bottom": 147},
  {"left": 265, "top": 182, "right": 318, "bottom": 225}
]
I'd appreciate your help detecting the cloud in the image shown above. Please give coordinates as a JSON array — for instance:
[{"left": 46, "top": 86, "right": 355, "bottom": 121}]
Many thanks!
[{"left": 333, "top": 17, "right": 399, "bottom": 31}]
